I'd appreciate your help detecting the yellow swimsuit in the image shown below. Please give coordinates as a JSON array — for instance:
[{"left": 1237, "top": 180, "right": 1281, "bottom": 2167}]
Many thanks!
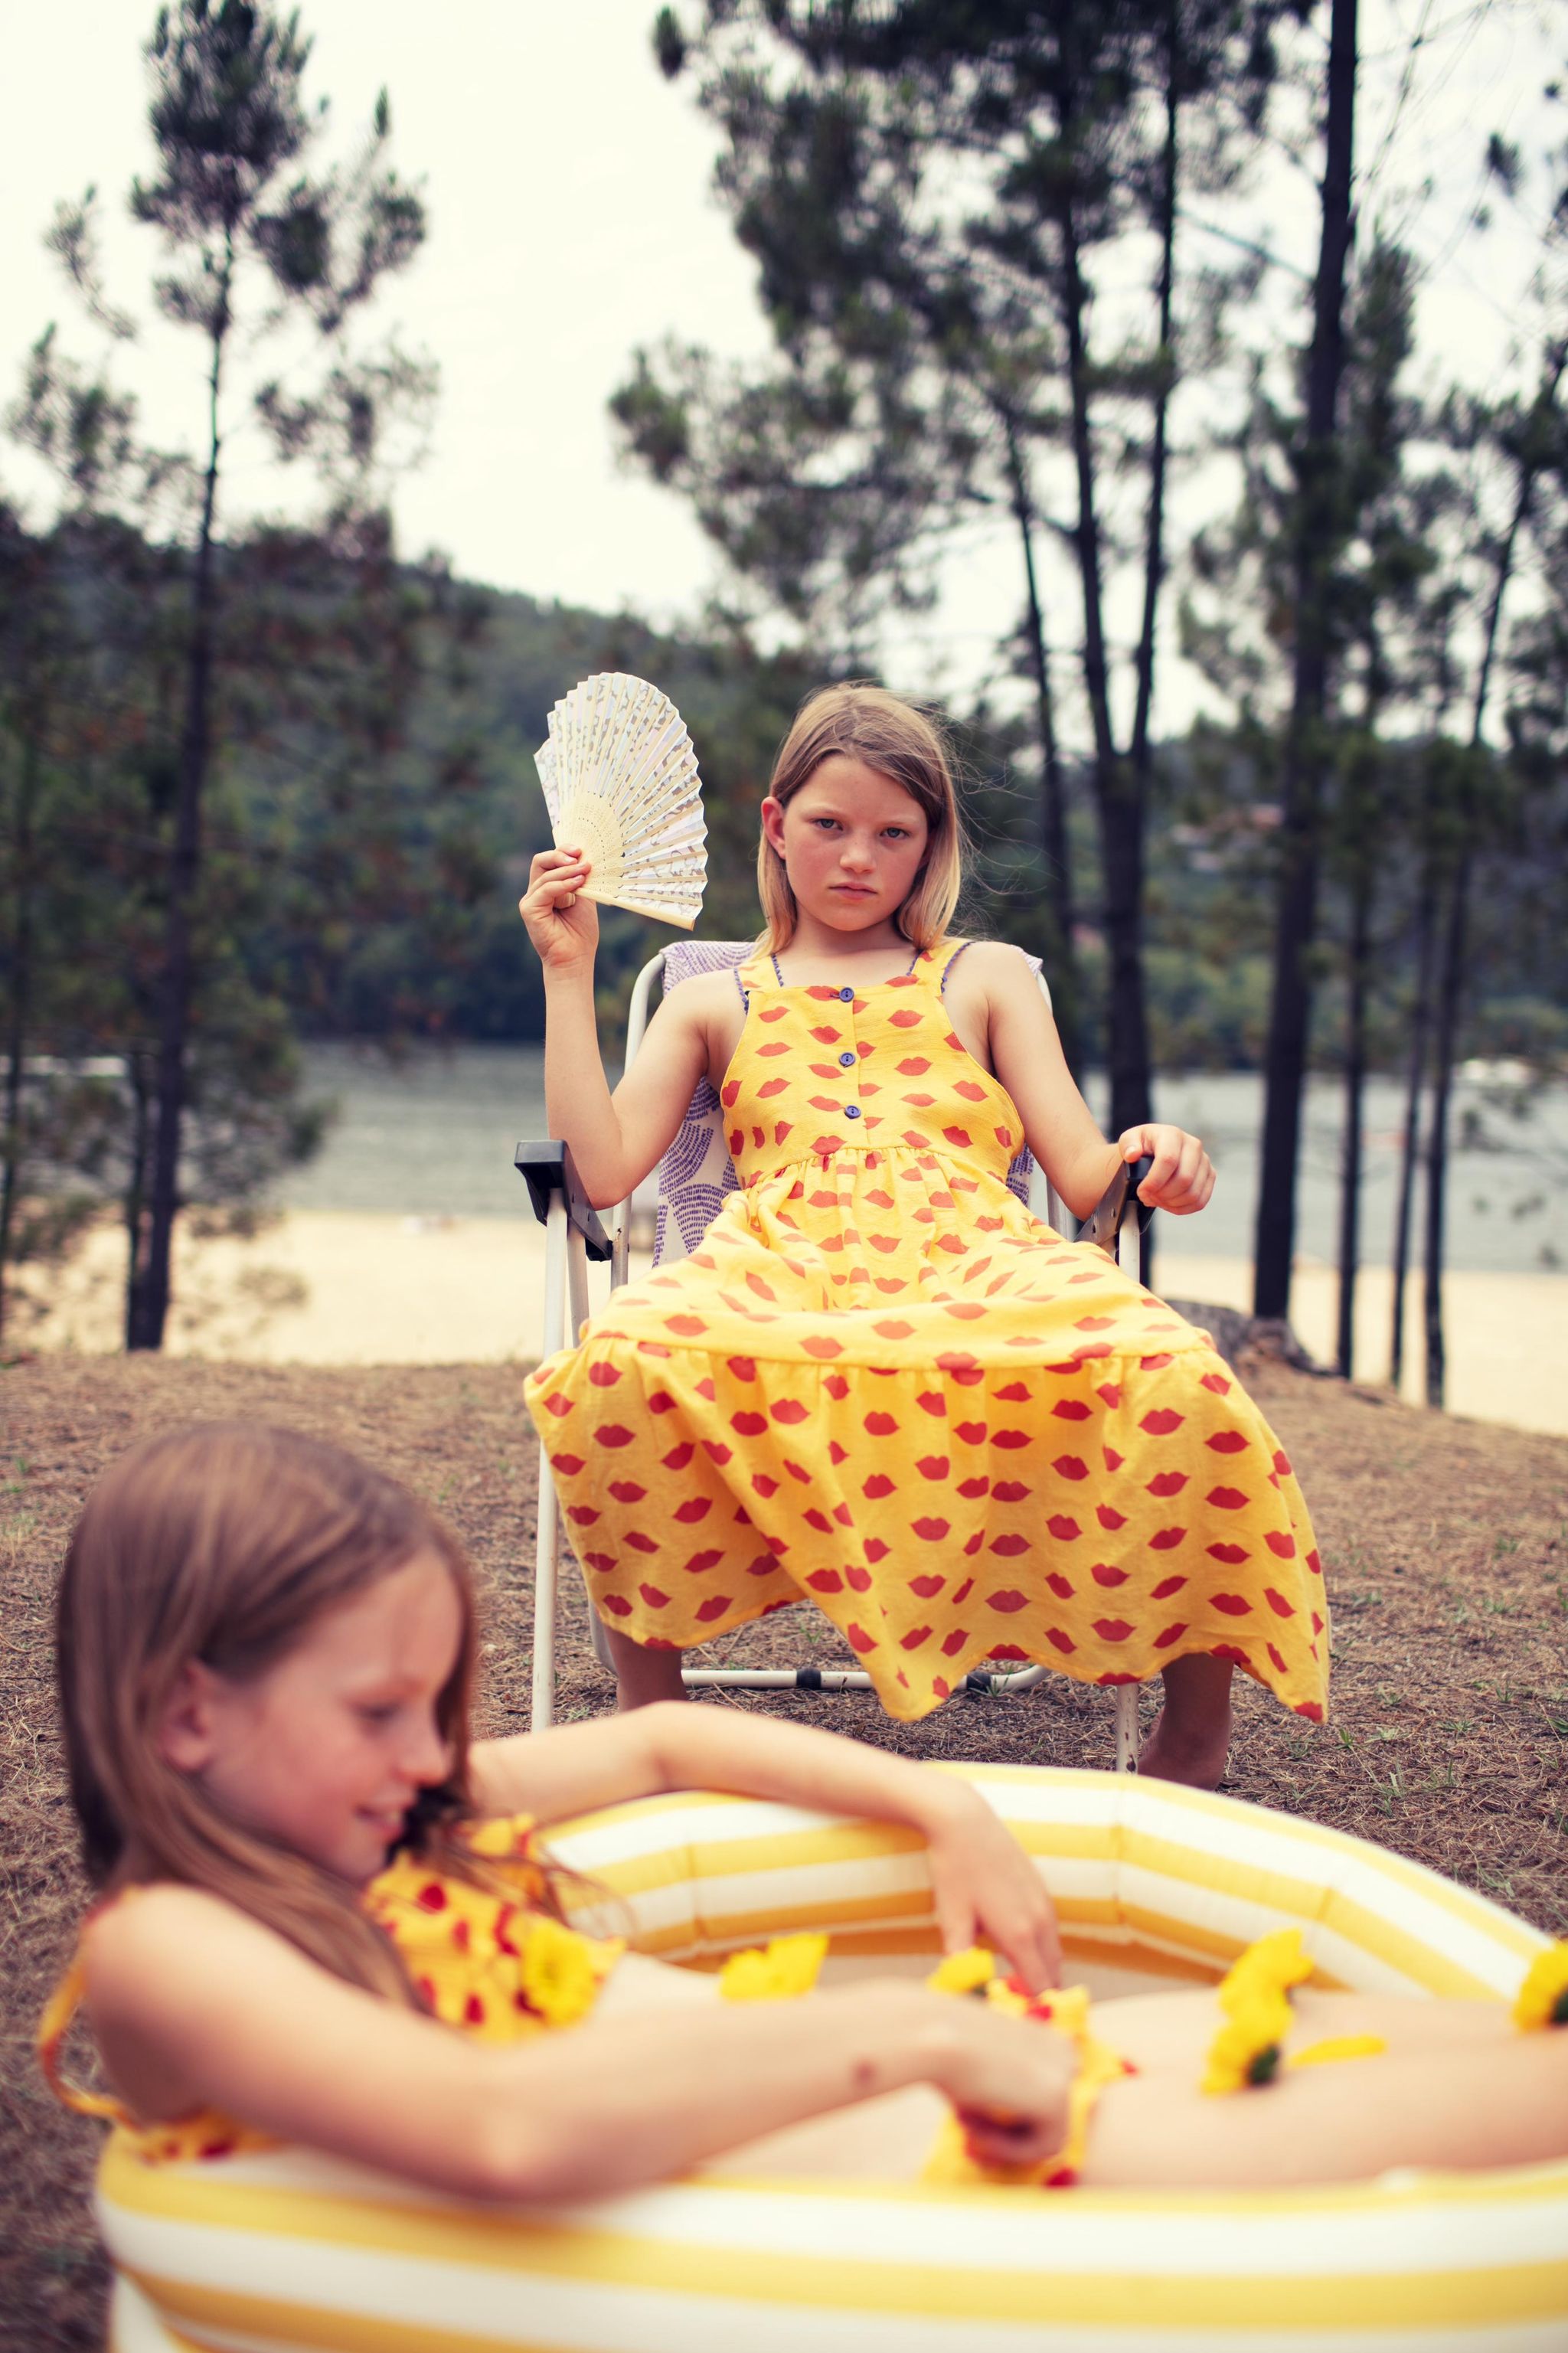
[{"left": 39, "top": 1814, "right": 622, "bottom": 2165}]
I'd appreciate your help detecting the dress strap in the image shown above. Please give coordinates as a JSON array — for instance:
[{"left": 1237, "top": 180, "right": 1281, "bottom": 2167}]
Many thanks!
[
  {"left": 939, "top": 940, "right": 974, "bottom": 993},
  {"left": 38, "top": 1948, "right": 139, "bottom": 2126},
  {"left": 769, "top": 951, "right": 786, "bottom": 986}
]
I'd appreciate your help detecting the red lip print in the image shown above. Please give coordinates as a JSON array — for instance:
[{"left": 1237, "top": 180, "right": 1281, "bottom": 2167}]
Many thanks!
[{"left": 1145, "top": 1471, "right": 1188, "bottom": 1498}]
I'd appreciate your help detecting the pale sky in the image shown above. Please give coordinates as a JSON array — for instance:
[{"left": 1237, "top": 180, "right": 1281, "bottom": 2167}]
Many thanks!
[{"left": 1, "top": 0, "right": 1561, "bottom": 743}]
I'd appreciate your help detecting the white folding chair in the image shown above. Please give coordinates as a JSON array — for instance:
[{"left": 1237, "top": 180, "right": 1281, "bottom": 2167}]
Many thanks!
[{"left": 517, "top": 944, "right": 1152, "bottom": 1769}]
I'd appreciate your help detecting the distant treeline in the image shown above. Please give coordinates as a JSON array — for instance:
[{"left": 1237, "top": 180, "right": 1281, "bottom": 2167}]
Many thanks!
[{"left": 296, "top": 578, "right": 1568, "bottom": 1082}]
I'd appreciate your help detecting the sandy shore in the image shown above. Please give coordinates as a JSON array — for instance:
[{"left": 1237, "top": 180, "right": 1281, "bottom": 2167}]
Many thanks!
[{"left": 18, "top": 1209, "right": 1564, "bottom": 1436}]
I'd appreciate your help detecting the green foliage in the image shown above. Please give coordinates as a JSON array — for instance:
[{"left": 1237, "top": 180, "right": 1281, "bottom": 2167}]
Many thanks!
[{"left": 0, "top": 0, "right": 450, "bottom": 1348}]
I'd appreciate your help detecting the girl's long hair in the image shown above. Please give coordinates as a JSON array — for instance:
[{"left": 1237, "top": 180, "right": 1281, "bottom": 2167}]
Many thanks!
[
  {"left": 757, "top": 682, "right": 967, "bottom": 953},
  {"left": 57, "top": 1422, "right": 485, "bottom": 2004}
]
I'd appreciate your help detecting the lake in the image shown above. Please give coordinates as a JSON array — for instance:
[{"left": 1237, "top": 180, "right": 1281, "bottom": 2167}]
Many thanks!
[{"left": 271, "top": 1044, "right": 1568, "bottom": 1276}]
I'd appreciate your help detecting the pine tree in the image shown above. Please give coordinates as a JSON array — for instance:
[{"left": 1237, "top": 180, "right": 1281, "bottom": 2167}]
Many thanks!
[{"left": 87, "top": 0, "right": 430, "bottom": 1347}]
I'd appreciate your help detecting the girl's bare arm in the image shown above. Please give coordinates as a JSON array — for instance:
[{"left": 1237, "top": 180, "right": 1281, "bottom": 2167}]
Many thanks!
[
  {"left": 952, "top": 944, "right": 1213, "bottom": 1220},
  {"left": 83, "top": 1888, "right": 1071, "bottom": 2200},
  {"left": 946, "top": 943, "right": 1119, "bottom": 1217},
  {"left": 472, "top": 1707, "right": 1060, "bottom": 1989},
  {"left": 518, "top": 849, "right": 713, "bottom": 1208}
]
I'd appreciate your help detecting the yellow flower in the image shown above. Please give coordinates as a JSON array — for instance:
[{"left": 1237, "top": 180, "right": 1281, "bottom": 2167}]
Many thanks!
[
  {"left": 1288, "top": 2034, "right": 1387, "bottom": 2070},
  {"left": 984, "top": 1979, "right": 1092, "bottom": 2038},
  {"left": 467, "top": 1813, "right": 536, "bottom": 1862},
  {"left": 719, "top": 1933, "right": 829, "bottom": 2002},
  {"left": 926, "top": 1946, "right": 996, "bottom": 1997},
  {"left": 1201, "top": 1985, "right": 1293, "bottom": 2095},
  {"left": 520, "top": 1914, "right": 600, "bottom": 2027},
  {"left": 1217, "top": 1927, "right": 1312, "bottom": 2016},
  {"left": 1513, "top": 1941, "right": 1568, "bottom": 2032}
]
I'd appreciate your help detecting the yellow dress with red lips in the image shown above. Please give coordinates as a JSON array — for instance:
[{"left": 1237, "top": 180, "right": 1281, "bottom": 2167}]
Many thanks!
[{"left": 524, "top": 949, "right": 1328, "bottom": 1724}]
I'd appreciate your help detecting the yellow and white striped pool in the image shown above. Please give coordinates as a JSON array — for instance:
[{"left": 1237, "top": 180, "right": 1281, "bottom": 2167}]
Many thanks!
[{"left": 99, "top": 1766, "right": 1568, "bottom": 2351}]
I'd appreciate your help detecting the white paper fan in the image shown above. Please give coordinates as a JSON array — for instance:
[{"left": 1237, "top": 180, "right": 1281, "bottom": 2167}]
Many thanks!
[{"left": 533, "top": 672, "right": 707, "bottom": 930}]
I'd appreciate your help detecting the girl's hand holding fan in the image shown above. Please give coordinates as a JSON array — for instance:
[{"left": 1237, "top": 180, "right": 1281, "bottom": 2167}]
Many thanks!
[
  {"left": 518, "top": 847, "right": 599, "bottom": 972},
  {"left": 531, "top": 672, "right": 707, "bottom": 931}
]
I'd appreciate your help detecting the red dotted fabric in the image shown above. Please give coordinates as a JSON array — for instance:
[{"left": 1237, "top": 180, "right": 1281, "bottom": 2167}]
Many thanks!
[{"left": 524, "top": 954, "right": 1328, "bottom": 1724}]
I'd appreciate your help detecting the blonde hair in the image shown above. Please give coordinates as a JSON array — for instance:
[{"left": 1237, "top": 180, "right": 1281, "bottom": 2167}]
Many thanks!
[
  {"left": 57, "top": 1423, "right": 484, "bottom": 2004},
  {"left": 757, "top": 683, "right": 967, "bottom": 953}
]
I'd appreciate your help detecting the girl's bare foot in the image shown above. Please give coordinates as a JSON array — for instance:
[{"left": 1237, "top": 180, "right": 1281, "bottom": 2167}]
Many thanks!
[
  {"left": 1136, "top": 1708, "right": 1230, "bottom": 1788},
  {"left": 1136, "top": 1653, "right": 1234, "bottom": 1788},
  {"left": 603, "top": 1625, "right": 688, "bottom": 1710}
]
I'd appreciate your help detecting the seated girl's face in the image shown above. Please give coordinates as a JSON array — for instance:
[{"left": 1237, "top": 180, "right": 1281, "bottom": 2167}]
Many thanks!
[
  {"left": 157, "top": 1551, "right": 462, "bottom": 1886},
  {"left": 763, "top": 755, "right": 929, "bottom": 932}
]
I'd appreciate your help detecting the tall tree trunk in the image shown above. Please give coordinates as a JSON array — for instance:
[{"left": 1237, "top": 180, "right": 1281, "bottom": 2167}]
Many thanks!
[
  {"left": 0, "top": 732, "right": 41, "bottom": 1347},
  {"left": 1129, "top": 0, "right": 1179, "bottom": 802},
  {"left": 122, "top": 1048, "right": 153, "bottom": 1351},
  {"left": 1121, "top": 0, "right": 1181, "bottom": 1286},
  {"left": 1000, "top": 407, "right": 1081, "bottom": 1070},
  {"left": 1335, "top": 861, "right": 1371, "bottom": 1377},
  {"left": 1423, "top": 855, "right": 1465, "bottom": 1406},
  {"left": 1057, "top": 197, "right": 1152, "bottom": 1142},
  {"left": 1421, "top": 337, "right": 1566, "bottom": 1403},
  {"left": 1388, "top": 851, "right": 1434, "bottom": 1389},
  {"left": 127, "top": 264, "right": 230, "bottom": 1351},
  {"left": 1253, "top": 0, "right": 1358, "bottom": 1320}
]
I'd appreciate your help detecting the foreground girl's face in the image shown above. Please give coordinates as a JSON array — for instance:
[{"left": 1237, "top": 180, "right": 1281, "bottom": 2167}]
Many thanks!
[
  {"left": 183, "top": 1551, "right": 463, "bottom": 1885},
  {"left": 765, "top": 756, "right": 930, "bottom": 930}
]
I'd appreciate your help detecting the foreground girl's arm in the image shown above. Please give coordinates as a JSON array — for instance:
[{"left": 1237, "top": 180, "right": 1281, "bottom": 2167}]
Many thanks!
[
  {"left": 471, "top": 1703, "right": 1060, "bottom": 1989},
  {"left": 83, "top": 1890, "right": 1073, "bottom": 2200},
  {"left": 518, "top": 848, "right": 712, "bottom": 1208}
]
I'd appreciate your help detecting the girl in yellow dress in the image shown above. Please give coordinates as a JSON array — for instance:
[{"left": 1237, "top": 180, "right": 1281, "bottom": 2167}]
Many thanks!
[
  {"left": 520, "top": 685, "right": 1324, "bottom": 1784},
  {"left": 44, "top": 1423, "right": 1568, "bottom": 2201}
]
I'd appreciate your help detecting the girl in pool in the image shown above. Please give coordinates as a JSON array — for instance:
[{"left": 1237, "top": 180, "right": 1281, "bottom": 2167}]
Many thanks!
[
  {"left": 519, "top": 684, "right": 1325, "bottom": 1786},
  {"left": 46, "top": 1423, "right": 1568, "bottom": 2202}
]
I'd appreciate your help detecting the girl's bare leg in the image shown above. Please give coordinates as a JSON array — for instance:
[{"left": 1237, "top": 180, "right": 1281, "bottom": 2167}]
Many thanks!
[
  {"left": 1083, "top": 1989, "right": 1568, "bottom": 2188},
  {"left": 1099, "top": 1986, "right": 1508, "bottom": 2074},
  {"left": 1138, "top": 1652, "right": 1233, "bottom": 1788},
  {"left": 603, "top": 1623, "right": 687, "bottom": 1710}
]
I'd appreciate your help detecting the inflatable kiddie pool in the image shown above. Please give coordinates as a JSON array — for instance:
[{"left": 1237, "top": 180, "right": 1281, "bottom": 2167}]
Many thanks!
[{"left": 96, "top": 1766, "right": 1568, "bottom": 2351}]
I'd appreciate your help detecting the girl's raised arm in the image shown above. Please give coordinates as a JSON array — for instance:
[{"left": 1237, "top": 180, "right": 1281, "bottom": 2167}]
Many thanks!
[
  {"left": 472, "top": 1705, "right": 1060, "bottom": 1990},
  {"left": 518, "top": 848, "right": 709, "bottom": 1209},
  {"left": 83, "top": 1883, "right": 1072, "bottom": 2201}
]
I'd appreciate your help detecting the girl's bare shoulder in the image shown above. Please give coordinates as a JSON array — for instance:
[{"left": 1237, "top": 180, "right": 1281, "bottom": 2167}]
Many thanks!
[
  {"left": 83, "top": 1883, "right": 288, "bottom": 2011},
  {"left": 660, "top": 966, "right": 751, "bottom": 1018},
  {"left": 941, "top": 940, "right": 1040, "bottom": 996}
]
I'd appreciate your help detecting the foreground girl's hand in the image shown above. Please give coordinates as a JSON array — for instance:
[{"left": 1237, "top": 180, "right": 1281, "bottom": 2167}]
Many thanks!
[
  {"left": 931, "top": 1995, "right": 1076, "bottom": 2168},
  {"left": 1119, "top": 1123, "right": 1214, "bottom": 1217},
  {"left": 923, "top": 1779, "right": 1062, "bottom": 1992},
  {"left": 519, "top": 848, "right": 599, "bottom": 971}
]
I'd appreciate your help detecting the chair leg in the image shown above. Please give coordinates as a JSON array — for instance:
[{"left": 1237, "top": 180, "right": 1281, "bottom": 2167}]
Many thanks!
[
  {"left": 531, "top": 1194, "right": 570, "bottom": 1732},
  {"left": 1114, "top": 1684, "right": 1141, "bottom": 1773},
  {"left": 560, "top": 1220, "right": 618, "bottom": 1677}
]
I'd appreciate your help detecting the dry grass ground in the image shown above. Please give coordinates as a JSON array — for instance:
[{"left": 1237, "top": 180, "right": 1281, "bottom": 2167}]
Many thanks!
[{"left": 3, "top": 1351, "right": 1566, "bottom": 2349}]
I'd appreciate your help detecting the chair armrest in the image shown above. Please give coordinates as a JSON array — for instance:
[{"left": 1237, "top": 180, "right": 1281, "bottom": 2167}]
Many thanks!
[
  {"left": 514, "top": 1140, "right": 612, "bottom": 1262},
  {"left": 1076, "top": 1153, "right": 1156, "bottom": 1255}
]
